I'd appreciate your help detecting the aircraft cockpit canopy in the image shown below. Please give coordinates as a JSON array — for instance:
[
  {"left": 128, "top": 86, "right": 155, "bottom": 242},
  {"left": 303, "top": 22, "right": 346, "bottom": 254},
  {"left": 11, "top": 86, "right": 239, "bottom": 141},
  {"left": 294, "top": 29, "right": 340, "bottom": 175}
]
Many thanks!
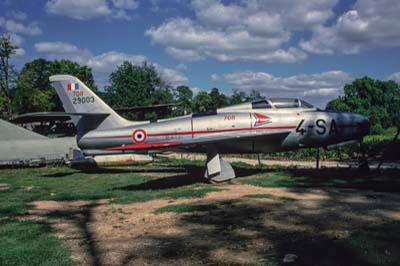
[
  {"left": 217, "top": 98, "right": 316, "bottom": 113},
  {"left": 252, "top": 98, "right": 314, "bottom": 109}
]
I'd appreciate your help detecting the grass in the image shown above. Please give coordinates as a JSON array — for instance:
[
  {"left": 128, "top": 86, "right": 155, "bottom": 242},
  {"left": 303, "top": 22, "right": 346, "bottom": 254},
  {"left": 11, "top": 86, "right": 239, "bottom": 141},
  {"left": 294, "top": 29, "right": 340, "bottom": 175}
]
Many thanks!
[
  {"left": 1, "top": 161, "right": 400, "bottom": 266},
  {"left": 0, "top": 166, "right": 218, "bottom": 219},
  {"left": 239, "top": 172, "right": 308, "bottom": 188},
  {"left": 332, "top": 222, "right": 400, "bottom": 266},
  {"left": 0, "top": 164, "right": 218, "bottom": 265},
  {"left": 154, "top": 203, "right": 217, "bottom": 214},
  {"left": 0, "top": 221, "right": 75, "bottom": 266},
  {"left": 244, "top": 193, "right": 297, "bottom": 202},
  {"left": 238, "top": 168, "right": 400, "bottom": 193}
]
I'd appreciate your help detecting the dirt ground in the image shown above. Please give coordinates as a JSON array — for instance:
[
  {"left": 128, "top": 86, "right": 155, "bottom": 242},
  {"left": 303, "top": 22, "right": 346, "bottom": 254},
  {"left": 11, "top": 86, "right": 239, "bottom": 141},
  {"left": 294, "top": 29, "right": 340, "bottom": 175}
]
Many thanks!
[
  {"left": 27, "top": 171, "right": 400, "bottom": 266},
  {"left": 166, "top": 153, "right": 400, "bottom": 169}
]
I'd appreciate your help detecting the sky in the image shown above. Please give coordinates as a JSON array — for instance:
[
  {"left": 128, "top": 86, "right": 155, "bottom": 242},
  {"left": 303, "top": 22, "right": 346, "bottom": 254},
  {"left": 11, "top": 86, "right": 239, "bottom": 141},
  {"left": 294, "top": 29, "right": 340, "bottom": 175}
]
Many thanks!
[{"left": 1, "top": 0, "right": 400, "bottom": 108}]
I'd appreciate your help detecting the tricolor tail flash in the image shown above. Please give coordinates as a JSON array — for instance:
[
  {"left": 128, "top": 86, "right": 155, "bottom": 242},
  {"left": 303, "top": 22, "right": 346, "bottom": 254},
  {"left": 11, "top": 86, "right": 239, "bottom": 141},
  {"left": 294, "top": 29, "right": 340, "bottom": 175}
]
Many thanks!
[{"left": 67, "top": 83, "right": 79, "bottom": 91}]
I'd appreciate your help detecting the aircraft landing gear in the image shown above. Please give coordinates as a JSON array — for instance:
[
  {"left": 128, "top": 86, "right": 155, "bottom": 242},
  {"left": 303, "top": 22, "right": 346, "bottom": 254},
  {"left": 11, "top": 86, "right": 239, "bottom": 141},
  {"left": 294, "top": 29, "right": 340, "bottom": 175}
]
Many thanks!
[{"left": 204, "top": 146, "right": 236, "bottom": 183}]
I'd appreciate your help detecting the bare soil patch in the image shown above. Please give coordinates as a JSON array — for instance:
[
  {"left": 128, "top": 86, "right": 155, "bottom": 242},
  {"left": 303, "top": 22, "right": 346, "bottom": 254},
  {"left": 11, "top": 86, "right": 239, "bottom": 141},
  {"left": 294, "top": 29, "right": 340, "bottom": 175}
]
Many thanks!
[{"left": 28, "top": 183, "right": 400, "bottom": 266}]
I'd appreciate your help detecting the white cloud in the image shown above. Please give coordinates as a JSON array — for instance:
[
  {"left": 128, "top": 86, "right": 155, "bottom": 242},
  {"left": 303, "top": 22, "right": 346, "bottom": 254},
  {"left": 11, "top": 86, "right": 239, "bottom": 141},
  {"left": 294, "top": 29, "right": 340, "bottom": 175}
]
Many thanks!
[
  {"left": 190, "top": 87, "right": 202, "bottom": 95},
  {"left": 0, "top": 17, "right": 42, "bottom": 36},
  {"left": 8, "top": 33, "right": 23, "bottom": 46},
  {"left": 303, "top": 88, "right": 340, "bottom": 96},
  {"left": 35, "top": 41, "right": 92, "bottom": 64},
  {"left": 45, "top": 0, "right": 138, "bottom": 20},
  {"left": 46, "top": 0, "right": 111, "bottom": 20},
  {"left": 222, "top": 70, "right": 353, "bottom": 108},
  {"left": 9, "top": 33, "right": 26, "bottom": 57},
  {"left": 86, "top": 51, "right": 146, "bottom": 85},
  {"left": 301, "top": 0, "right": 400, "bottom": 54},
  {"left": 111, "top": 0, "right": 138, "bottom": 10},
  {"left": 7, "top": 11, "right": 27, "bottom": 21},
  {"left": 146, "top": 17, "right": 306, "bottom": 63},
  {"left": 175, "top": 63, "right": 187, "bottom": 71},
  {"left": 150, "top": 0, "right": 184, "bottom": 13},
  {"left": 192, "top": 0, "right": 242, "bottom": 28},
  {"left": 157, "top": 67, "right": 188, "bottom": 86},
  {"left": 0, "top": 15, "right": 41, "bottom": 59},
  {"left": 166, "top": 47, "right": 204, "bottom": 62},
  {"left": 386, "top": 72, "right": 400, "bottom": 84},
  {"left": 86, "top": 51, "right": 146, "bottom": 75},
  {"left": 34, "top": 41, "right": 188, "bottom": 88},
  {"left": 211, "top": 73, "right": 220, "bottom": 82},
  {"left": 146, "top": 0, "right": 337, "bottom": 63}
]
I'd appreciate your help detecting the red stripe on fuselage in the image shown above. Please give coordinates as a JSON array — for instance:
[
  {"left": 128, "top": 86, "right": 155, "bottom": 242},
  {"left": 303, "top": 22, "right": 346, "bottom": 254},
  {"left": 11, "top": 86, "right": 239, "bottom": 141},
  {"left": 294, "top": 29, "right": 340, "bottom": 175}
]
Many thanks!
[
  {"left": 147, "top": 126, "right": 296, "bottom": 137},
  {"left": 85, "top": 125, "right": 296, "bottom": 140}
]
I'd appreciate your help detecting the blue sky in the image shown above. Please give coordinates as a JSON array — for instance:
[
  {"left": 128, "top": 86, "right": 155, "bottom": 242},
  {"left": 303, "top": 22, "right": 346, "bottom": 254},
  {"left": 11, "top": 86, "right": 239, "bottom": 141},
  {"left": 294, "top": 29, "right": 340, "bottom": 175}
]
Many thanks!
[{"left": 1, "top": 0, "right": 400, "bottom": 107}]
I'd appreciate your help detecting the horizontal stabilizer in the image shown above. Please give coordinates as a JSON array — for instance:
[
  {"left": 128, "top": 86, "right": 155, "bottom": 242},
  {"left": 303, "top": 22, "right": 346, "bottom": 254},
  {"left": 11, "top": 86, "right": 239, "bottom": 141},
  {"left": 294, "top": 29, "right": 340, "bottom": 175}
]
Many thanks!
[{"left": 0, "top": 119, "right": 47, "bottom": 141}]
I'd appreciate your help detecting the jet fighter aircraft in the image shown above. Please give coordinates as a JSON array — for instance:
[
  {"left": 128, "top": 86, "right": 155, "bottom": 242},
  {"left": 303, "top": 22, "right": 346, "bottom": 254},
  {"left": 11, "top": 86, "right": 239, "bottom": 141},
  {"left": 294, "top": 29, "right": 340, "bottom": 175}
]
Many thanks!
[{"left": 50, "top": 75, "right": 370, "bottom": 182}]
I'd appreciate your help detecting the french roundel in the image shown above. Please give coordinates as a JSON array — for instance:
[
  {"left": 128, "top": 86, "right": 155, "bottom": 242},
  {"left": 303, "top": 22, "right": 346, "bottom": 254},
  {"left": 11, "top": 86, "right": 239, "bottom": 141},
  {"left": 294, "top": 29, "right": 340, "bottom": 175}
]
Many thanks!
[{"left": 132, "top": 129, "right": 147, "bottom": 143}]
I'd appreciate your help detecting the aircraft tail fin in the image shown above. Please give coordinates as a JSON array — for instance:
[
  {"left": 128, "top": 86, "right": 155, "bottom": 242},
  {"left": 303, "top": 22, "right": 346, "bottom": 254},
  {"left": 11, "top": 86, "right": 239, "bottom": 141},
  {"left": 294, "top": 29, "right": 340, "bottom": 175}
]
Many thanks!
[{"left": 50, "top": 75, "right": 129, "bottom": 137}]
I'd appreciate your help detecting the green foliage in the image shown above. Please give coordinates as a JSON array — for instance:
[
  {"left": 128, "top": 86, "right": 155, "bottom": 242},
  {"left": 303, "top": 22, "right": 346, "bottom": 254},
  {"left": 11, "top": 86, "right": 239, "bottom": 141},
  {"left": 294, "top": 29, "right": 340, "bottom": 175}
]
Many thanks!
[
  {"left": 13, "top": 59, "right": 97, "bottom": 114},
  {"left": 105, "top": 61, "right": 173, "bottom": 120},
  {"left": 193, "top": 91, "right": 212, "bottom": 112},
  {"left": 230, "top": 89, "right": 247, "bottom": 104},
  {"left": 175, "top": 85, "right": 193, "bottom": 115},
  {"left": 0, "top": 34, "right": 18, "bottom": 119},
  {"left": 209, "top": 88, "right": 229, "bottom": 109},
  {"left": 326, "top": 77, "right": 400, "bottom": 133},
  {"left": 13, "top": 68, "right": 53, "bottom": 113},
  {"left": 0, "top": 89, "right": 7, "bottom": 114},
  {"left": 192, "top": 88, "right": 231, "bottom": 113},
  {"left": 0, "top": 221, "right": 75, "bottom": 266}
]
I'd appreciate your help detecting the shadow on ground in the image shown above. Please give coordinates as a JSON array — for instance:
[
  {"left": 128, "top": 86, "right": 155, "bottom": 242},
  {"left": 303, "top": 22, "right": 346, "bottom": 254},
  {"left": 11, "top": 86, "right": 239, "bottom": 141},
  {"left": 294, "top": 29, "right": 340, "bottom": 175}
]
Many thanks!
[
  {"left": 34, "top": 163, "right": 400, "bottom": 265},
  {"left": 39, "top": 189, "right": 400, "bottom": 266},
  {"left": 114, "top": 164, "right": 263, "bottom": 190}
]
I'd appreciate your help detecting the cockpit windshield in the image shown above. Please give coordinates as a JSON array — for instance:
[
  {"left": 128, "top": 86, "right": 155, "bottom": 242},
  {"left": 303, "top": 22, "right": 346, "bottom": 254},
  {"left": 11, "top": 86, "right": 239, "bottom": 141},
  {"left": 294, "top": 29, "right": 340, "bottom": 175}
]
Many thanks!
[
  {"left": 269, "top": 98, "right": 299, "bottom": 108},
  {"left": 251, "top": 100, "right": 272, "bottom": 109},
  {"left": 300, "top": 100, "right": 314, "bottom": 108}
]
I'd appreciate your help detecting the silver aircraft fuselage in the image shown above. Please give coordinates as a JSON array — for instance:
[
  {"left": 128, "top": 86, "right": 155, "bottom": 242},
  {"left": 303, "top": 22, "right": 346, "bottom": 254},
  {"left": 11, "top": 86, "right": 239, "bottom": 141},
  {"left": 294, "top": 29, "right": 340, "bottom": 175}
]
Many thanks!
[
  {"left": 50, "top": 75, "right": 371, "bottom": 182},
  {"left": 78, "top": 102, "right": 370, "bottom": 156}
]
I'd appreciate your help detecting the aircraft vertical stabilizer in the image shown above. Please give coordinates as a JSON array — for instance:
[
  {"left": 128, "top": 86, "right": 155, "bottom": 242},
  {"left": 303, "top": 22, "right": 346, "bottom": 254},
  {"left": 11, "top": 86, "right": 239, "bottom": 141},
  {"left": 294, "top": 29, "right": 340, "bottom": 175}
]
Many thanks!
[{"left": 50, "top": 75, "right": 129, "bottom": 137}]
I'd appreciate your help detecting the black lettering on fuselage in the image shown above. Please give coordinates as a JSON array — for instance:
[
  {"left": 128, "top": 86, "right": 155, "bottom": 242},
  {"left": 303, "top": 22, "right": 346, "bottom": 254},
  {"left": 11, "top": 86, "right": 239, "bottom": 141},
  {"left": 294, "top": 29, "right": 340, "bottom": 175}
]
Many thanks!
[
  {"left": 296, "top": 119, "right": 306, "bottom": 135},
  {"left": 316, "top": 119, "right": 326, "bottom": 135},
  {"left": 329, "top": 119, "right": 337, "bottom": 135}
]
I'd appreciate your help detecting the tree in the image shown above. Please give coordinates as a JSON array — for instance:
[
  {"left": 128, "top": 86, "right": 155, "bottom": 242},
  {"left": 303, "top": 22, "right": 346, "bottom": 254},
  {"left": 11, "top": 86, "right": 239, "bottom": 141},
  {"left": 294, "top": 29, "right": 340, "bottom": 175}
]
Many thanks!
[
  {"left": 230, "top": 89, "right": 247, "bottom": 105},
  {"left": 193, "top": 91, "right": 212, "bottom": 113},
  {"left": 0, "top": 35, "right": 18, "bottom": 119},
  {"left": 175, "top": 85, "right": 193, "bottom": 115},
  {"left": 105, "top": 61, "right": 173, "bottom": 120},
  {"left": 326, "top": 77, "right": 400, "bottom": 134},
  {"left": 246, "top": 89, "right": 263, "bottom": 101},
  {"left": 13, "top": 59, "right": 97, "bottom": 114},
  {"left": 13, "top": 69, "right": 53, "bottom": 113},
  {"left": 209, "top": 88, "right": 229, "bottom": 109}
]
